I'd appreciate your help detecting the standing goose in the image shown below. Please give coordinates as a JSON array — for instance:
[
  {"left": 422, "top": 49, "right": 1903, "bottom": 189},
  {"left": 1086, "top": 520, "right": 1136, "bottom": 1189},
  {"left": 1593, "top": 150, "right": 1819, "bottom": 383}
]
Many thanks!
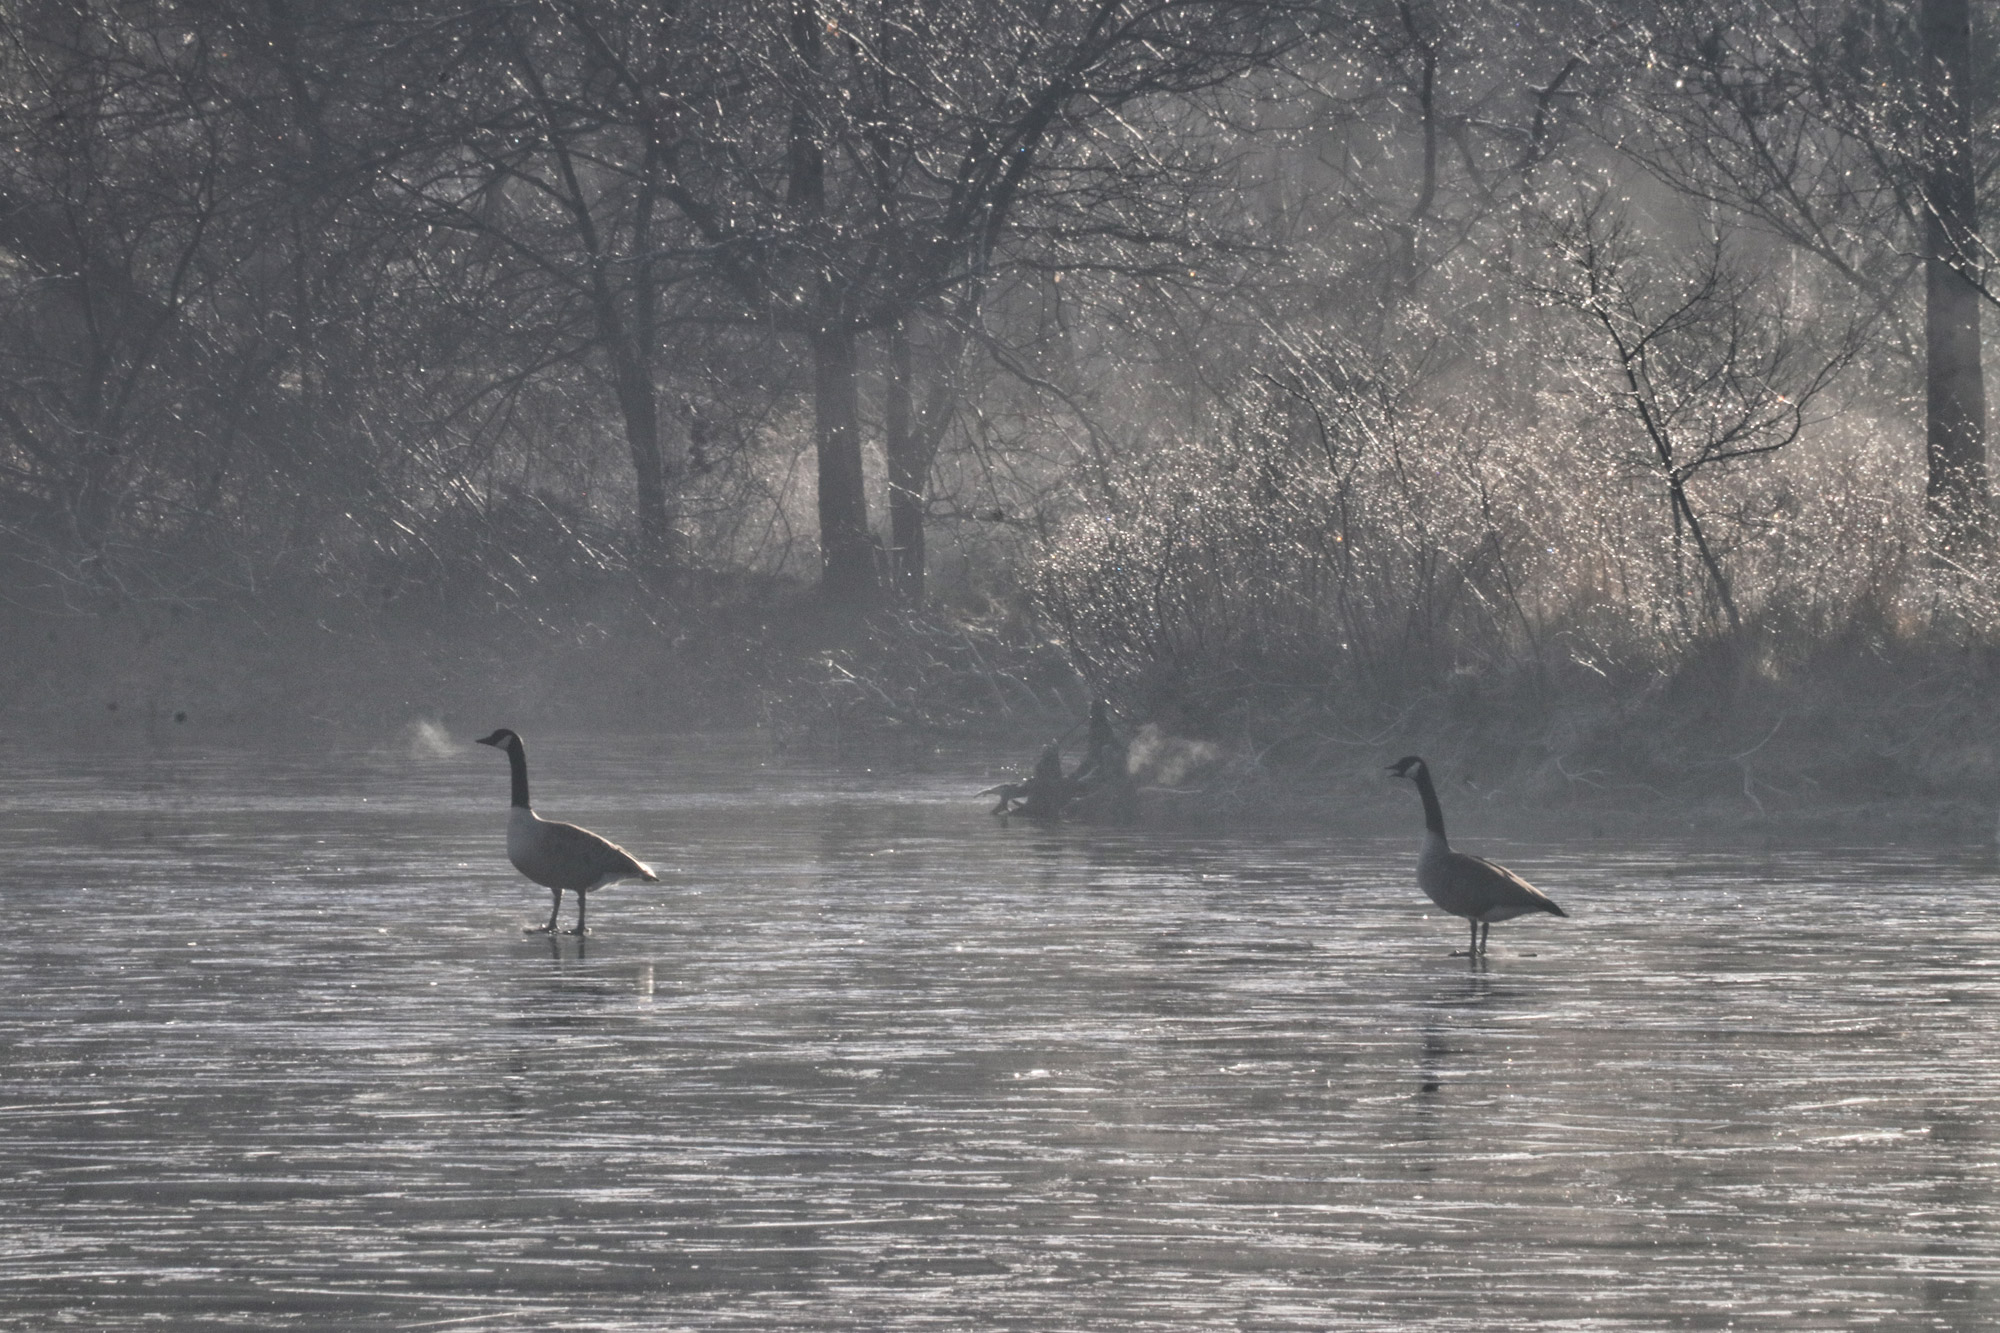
[
  {"left": 1387, "top": 756, "right": 1566, "bottom": 956},
  {"left": 476, "top": 728, "right": 657, "bottom": 935}
]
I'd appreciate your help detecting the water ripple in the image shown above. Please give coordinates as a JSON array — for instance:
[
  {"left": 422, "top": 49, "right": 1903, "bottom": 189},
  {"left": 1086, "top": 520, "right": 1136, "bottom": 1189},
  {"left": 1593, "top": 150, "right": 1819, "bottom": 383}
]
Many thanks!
[{"left": 0, "top": 739, "right": 1996, "bottom": 1328}]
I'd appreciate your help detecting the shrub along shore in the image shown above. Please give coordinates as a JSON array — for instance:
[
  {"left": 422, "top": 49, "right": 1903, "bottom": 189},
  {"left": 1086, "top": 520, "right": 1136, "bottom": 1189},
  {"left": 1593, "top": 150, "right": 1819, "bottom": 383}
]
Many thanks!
[{"left": 8, "top": 568, "right": 2000, "bottom": 847}]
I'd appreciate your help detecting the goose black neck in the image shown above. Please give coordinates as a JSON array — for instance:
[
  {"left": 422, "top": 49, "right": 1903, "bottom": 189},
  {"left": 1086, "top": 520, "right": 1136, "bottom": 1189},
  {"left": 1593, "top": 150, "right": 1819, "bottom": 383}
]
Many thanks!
[
  {"left": 504, "top": 735, "right": 531, "bottom": 809},
  {"left": 1412, "top": 763, "right": 1447, "bottom": 841}
]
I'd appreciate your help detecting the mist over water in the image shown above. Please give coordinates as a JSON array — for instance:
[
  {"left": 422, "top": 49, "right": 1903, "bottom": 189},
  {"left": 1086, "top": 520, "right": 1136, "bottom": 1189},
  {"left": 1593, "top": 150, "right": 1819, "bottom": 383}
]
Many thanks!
[
  {"left": 402, "top": 718, "right": 459, "bottom": 760},
  {"left": 0, "top": 734, "right": 1996, "bottom": 1329}
]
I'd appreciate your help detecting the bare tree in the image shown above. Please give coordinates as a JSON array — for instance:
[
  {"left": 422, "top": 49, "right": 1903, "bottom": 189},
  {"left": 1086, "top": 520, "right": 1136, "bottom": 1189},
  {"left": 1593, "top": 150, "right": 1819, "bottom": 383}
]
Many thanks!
[
  {"left": 1528, "top": 191, "right": 1857, "bottom": 638},
  {"left": 1612, "top": 0, "right": 1993, "bottom": 553},
  {"left": 0, "top": 3, "right": 244, "bottom": 589},
  {"left": 363, "top": 2, "right": 707, "bottom": 565},
  {"left": 1918, "top": 0, "right": 1988, "bottom": 552},
  {"left": 548, "top": 0, "right": 1323, "bottom": 610}
]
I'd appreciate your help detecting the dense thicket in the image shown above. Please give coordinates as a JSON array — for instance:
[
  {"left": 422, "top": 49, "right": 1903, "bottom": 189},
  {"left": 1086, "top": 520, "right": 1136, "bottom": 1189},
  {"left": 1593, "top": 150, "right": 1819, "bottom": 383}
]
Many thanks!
[{"left": 0, "top": 1, "right": 1994, "bottom": 763}]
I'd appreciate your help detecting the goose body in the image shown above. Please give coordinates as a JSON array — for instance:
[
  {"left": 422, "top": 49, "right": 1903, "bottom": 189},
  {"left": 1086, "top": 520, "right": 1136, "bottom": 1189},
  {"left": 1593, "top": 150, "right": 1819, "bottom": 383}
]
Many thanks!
[
  {"left": 477, "top": 728, "right": 657, "bottom": 934},
  {"left": 986, "top": 741, "right": 1071, "bottom": 819},
  {"left": 1389, "top": 756, "right": 1565, "bottom": 956}
]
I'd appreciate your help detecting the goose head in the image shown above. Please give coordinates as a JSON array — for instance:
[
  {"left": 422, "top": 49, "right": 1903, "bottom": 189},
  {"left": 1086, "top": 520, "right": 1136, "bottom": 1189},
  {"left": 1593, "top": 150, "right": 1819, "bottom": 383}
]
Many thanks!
[
  {"left": 1386, "top": 755, "right": 1427, "bottom": 781},
  {"left": 476, "top": 728, "right": 519, "bottom": 750}
]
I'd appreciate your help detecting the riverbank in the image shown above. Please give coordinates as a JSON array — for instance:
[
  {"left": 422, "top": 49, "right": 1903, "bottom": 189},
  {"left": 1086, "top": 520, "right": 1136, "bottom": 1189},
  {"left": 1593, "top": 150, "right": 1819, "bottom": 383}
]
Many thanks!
[{"left": 5, "top": 587, "right": 1999, "bottom": 846}]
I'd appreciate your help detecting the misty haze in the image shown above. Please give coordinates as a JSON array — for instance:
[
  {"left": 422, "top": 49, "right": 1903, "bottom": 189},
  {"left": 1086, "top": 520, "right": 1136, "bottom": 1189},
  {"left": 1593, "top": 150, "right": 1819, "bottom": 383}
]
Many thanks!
[{"left": 3, "top": 1, "right": 1998, "bottom": 1329}]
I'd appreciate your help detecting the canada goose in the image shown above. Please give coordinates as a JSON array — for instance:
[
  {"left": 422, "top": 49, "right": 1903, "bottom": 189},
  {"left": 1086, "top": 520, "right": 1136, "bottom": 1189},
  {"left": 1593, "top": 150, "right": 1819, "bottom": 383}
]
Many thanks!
[
  {"left": 1387, "top": 755, "right": 1566, "bottom": 956},
  {"left": 1067, "top": 699, "right": 1138, "bottom": 823},
  {"left": 1069, "top": 699, "right": 1130, "bottom": 785},
  {"left": 476, "top": 728, "right": 657, "bottom": 934},
  {"left": 983, "top": 741, "right": 1072, "bottom": 818}
]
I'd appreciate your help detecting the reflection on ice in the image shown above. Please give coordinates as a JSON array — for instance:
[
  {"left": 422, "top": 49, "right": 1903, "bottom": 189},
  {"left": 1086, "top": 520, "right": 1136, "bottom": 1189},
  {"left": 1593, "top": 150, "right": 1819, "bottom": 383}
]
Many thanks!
[{"left": 0, "top": 736, "right": 1996, "bottom": 1329}]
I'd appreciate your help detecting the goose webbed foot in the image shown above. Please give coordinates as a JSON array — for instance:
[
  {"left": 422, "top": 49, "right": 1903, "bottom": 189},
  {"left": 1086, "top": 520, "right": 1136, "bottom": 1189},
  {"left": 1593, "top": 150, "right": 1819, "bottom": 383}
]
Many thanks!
[{"left": 563, "top": 926, "right": 590, "bottom": 936}]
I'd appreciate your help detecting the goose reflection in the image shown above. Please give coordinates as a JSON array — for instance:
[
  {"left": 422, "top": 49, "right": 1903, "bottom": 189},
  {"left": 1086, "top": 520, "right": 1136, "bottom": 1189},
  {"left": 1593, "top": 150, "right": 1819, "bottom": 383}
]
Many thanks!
[
  {"left": 1412, "top": 970, "right": 1501, "bottom": 1106},
  {"left": 500, "top": 935, "right": 637, "bottom": 1026}
]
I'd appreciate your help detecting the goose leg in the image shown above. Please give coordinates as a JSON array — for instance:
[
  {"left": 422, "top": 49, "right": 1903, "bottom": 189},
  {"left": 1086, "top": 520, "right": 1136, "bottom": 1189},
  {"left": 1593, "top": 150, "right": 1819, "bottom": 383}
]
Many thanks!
[
  {"left": 542, "top": 889, "right": 562, "bottom": 934},
  {"left": 568, "top": 893, "right": 588, "bottom": 936},
  {"left": 1478, "top": 921, "right": 1490, "bottom": 956},
  {"left": 1466, "top": 918, "right": 1478, "bottom": 957}
]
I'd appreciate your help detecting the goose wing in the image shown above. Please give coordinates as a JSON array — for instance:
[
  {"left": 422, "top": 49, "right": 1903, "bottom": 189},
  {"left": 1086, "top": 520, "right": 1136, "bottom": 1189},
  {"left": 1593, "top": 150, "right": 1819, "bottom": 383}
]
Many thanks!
[
  {"left": 1455, "top": 852, "right": 1566, "bottom": 918},
  {"left": 518, "top": 817, "right": 658, "bottom": 891}
]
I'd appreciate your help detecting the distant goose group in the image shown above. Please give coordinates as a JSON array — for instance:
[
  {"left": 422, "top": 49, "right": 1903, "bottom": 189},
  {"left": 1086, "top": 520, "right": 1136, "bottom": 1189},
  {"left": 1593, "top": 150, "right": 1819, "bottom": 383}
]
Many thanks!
[
  {"left": 476, "top": 728, "right": 656, "bottom": 935},
  {"left": 472, "top": 728, "right": 1564, "bottom": 957}
]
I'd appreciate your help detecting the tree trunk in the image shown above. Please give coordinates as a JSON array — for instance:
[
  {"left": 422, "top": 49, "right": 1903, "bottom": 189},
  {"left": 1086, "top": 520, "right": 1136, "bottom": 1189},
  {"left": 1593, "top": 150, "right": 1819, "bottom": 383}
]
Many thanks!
[
  {"left": 522, "top": 43, "right": 678, "bottom": 567},
  {"left": 1921, "top": 0, "right": 1989, "bottom": 553},
  {"left": 814, "top": 324, "right": 876, "bottom": 605},
  {"left": 606, "top": 341, "right": 675, "bottom": 562},
  {"left": 1671, "top": 478, "right": 1741, "bottom": 636},
  {"left": 883, "top": 319, "right": 925, "bottom": 604},
  {"left": 789, "top": 1, "right": 873, "bottom": 606}
]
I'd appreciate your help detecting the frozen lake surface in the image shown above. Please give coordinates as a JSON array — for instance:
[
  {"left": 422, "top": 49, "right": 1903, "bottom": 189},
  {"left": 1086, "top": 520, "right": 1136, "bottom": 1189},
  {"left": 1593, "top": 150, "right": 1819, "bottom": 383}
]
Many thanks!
[{"left": 3, "top": 733, "right": 1999, "bottom": 1329}]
